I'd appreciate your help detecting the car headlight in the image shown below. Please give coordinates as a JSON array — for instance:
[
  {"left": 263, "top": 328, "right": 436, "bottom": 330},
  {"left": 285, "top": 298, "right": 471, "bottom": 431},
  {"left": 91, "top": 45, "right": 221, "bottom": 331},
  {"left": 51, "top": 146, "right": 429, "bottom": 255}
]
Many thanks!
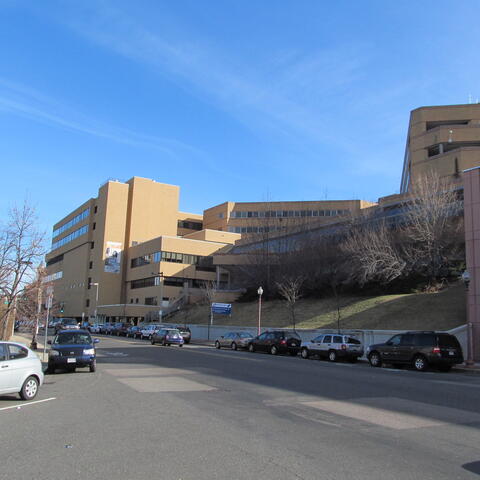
[
  {"left": 49, "top": 350, "right": 60, "bottom": 357},
  {"left": 83, "top": 348, "right": 95, "bottom": 355}
]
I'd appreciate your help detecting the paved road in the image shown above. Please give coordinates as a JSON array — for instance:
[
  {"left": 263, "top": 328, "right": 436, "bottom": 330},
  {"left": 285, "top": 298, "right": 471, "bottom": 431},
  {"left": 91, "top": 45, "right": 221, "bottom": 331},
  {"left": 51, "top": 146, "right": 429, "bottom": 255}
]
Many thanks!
[{"left": 2, "top": 335, "right": 480, "bottom": 480}]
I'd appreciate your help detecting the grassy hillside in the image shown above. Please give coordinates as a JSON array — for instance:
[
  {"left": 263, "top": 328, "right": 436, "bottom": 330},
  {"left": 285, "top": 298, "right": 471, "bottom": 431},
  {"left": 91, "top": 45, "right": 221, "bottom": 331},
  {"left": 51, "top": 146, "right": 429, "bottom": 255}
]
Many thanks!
[{"left": 172, "top": 282, "right": 466, "bottom": 331}]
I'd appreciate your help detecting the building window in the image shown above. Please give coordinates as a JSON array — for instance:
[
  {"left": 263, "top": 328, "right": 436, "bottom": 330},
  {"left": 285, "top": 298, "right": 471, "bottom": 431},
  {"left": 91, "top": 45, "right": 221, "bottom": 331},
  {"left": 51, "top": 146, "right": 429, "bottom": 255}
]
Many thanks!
[
  {"left": 51, "top": 225, "right": 89, "bottom": 250},
  {"left": 87, "top": 277, "right": 92, "bottom": 289},
  {"left": 94, "top": 206, "right": 97, "bottom": 214},
  {"left": 93, "top": 222, "right": 96, "bottom": 230},
  {"left": 86, "top": 299, "right": 90, "bottom": 307},
  {"left": 89, "top": 261, "right": 93, "bottom": 269},
  {"left": 91, "top": 242, "right": 94, "bottom": 249},
  {"left": 135, "top": 298, "right": 139, "bottom": 304},
  {"left": 177, "top": 220, "right": 202, "bottom": 230},
  {"left": 145, "top": 297, "right": 157, "bottom": 305},
  {"left": 52, "top": 208, "right": 90, "bottom": 238},
  {"left": 46, "top": 254, "right": 63, "bottom": 267},
  {"left": 218, "top": 213, "right": 224, "bottom": 219}
]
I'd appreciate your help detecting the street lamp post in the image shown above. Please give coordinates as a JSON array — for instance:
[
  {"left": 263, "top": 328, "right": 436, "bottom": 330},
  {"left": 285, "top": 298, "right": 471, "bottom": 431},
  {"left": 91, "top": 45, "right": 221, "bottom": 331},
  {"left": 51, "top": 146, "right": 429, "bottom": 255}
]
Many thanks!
[
  {"left": 257, "top": 286, "right": 263, "bottom": 336},
  {"left": 91, "top": 283, "right": 99, "bottom": 322},
  {"left": 462, "top": 271, "right": 475, "bottom": 366}
]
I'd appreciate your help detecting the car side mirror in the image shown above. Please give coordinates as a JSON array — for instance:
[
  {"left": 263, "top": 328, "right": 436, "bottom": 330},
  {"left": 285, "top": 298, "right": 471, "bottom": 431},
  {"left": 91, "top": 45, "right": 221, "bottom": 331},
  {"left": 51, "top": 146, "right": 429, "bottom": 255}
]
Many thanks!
[
  {"left": 47, "top": 340, "right": 52, "bottom": 345},
  {"left": 94, "top": 339, "right": 100, "bottom": 344}
]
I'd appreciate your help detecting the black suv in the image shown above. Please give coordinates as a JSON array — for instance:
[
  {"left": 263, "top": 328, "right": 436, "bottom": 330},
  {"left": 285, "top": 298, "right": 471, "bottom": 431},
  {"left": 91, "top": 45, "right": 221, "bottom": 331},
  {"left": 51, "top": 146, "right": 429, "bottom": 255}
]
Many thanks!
[
  {"left": 248, "top": 330, "right": 301, "bottom": 356},
  {"left": 367, "top": 331, "right": 463, "bottom": 372}
]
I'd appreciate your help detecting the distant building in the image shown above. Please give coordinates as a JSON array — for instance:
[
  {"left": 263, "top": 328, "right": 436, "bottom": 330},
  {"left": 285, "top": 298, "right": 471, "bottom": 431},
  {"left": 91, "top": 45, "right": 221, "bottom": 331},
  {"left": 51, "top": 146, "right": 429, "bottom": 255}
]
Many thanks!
[{"left": 401, "top": 103, "right": 480, "bottom": 193}]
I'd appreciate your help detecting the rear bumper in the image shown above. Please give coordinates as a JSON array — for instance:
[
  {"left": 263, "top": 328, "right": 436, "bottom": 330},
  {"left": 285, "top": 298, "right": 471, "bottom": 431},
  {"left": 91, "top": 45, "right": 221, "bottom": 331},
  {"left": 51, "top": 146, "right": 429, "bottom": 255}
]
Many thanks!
[{"left": 427, "top": 355, "right": 464, "bottom": 366}]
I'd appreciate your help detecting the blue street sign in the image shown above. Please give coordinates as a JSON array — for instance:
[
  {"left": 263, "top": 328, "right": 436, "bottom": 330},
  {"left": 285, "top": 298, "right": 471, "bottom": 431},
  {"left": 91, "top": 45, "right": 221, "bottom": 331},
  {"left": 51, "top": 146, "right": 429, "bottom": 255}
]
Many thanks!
[{"left": 211, "top": 302, "right": 232, "bottom": 315}]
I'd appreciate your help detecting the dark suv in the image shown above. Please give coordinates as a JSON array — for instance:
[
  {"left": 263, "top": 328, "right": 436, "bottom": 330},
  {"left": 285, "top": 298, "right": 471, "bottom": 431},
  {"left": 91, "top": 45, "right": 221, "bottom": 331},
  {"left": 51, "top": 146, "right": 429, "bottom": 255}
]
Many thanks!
[
  {"left": 248, "top": 330, "right": 301, "bottom": 356},
  {"left": 367, "top": 331, "right": 463, "bottom": 372}
]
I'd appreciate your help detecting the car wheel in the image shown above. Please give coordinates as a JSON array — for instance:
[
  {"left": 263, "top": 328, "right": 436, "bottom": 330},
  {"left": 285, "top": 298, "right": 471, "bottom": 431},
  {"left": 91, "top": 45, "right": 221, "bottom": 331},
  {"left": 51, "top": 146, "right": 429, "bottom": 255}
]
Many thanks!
[
  {"left": 301, "top": 348, "right": 309, "bottom": 359},
  {"left": 20, "top": 376, "right": 39, "bottom": 400},
  {"left": 89, "top": 360, "right": 96, "bottom": 373},
  {"left": 231, "top": 342, "right": 237, "bottom": 351},
  {"left": 215, "top": 341, "right": 221, "bottom": 349},
  {"left": 369, "top": 351, "right": 382, "bottom": 367},
  {"left": 328, "top": 350, "right": 337, "bottom": 362},
  {"left": 270, "top": 345, "right": 278, "bottom": 355},
  {"left": 413, "top": 355, "right": 428, "bottom": 372},
  {"left": 179, "top": 344, "right": 183, "bottom": 348},
  {"left": 248, "top": 343, "right": 255, "bottom": 353}
]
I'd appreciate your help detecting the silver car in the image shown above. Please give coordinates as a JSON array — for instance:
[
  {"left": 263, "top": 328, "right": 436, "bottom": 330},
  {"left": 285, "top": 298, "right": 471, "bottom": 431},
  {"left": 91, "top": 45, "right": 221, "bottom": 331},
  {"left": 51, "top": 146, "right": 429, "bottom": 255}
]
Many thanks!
[
  {"left": 0, "top": 341, "right": 44, "bottom": 400},
  {"left": 300, "top": 334, "right": 363, "bottom": 362},
  {"left": 215, "top": 332, "right": 254, "bottom": 350}
]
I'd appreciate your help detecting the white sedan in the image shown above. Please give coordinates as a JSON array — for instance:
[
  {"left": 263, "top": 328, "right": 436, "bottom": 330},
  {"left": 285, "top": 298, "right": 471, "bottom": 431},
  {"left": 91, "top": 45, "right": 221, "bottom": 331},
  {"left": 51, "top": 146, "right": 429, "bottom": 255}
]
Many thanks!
[{"left": 0, "top": 341, "right": 44, "bottom": 400}]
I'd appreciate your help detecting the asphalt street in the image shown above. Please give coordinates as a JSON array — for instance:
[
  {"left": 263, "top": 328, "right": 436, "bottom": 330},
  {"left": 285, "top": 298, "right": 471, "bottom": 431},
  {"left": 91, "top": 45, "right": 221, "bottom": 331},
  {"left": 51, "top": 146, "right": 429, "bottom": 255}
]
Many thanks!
[{"left": 2, "top": 335, "right": 480, "bottom": 480}]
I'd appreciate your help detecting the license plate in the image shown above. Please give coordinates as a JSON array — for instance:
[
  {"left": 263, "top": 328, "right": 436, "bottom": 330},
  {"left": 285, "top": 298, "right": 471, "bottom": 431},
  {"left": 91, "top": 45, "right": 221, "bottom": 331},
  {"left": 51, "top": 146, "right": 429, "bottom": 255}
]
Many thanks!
[
  {"left": 67, "top": 358, "right": 76, "bottom": 363},
  {"left": 291, "top": 343, "right": 297, "bottom": 346},
  {"left": 449, "top": 351, "right": 454, "bottom": 356}
]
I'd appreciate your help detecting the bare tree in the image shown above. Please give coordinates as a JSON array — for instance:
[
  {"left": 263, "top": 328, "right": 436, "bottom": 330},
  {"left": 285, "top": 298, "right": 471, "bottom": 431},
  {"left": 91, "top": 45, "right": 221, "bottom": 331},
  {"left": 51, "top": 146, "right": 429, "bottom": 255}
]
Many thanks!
[
  {"left": 343, "top": 219, "right": 407, "bottom": 286},
  {"left": 276, "top": 276, "right": 304, "bottom": 331},
  {"left": 0, "top": 201, "right": 45, "bottom": 340},
  {"left": 404, "top": 172, "right": 462, "bottom": 286}
]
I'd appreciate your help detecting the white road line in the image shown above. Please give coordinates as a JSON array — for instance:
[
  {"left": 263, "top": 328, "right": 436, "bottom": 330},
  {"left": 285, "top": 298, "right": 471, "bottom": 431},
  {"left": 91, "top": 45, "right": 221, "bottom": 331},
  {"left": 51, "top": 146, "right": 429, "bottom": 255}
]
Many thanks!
[{"left": 0, "top": 397, "right": 57, "bottom": 411}]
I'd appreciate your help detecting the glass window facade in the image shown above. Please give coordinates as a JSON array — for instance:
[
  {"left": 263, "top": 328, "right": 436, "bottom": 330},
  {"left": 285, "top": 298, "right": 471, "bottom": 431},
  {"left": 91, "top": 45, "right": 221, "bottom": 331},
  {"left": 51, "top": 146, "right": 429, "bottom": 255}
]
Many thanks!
[
  {"left": 53, "top": 208, "right": 90, "bottom": 238},
  {"left": 51, "top": 225, "right": 88, "bottom": 250}
]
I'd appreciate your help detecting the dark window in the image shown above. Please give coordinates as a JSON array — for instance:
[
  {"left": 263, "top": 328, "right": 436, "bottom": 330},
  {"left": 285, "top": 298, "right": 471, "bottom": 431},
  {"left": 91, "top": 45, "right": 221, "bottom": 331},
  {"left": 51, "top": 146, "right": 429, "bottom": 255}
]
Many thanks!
[
  {"left": 145, "top": 297, "right": 157, "bottom": 305},
  {"left": 86, "top": 299, "right": 90, "bottom": 307},
  {"left": 437, "top": 334, "right": 461, "bottom": 349},
  {"left": 91, "top": 242, "right": 95, "bottom": 249},
  {"left": 400, "top": 334, "right": 415, "bottom": 346},
  {"left": 388, "top": 335, "right": 402, "bottom": 346},
  {"left": 93, "top": 222, "right": 96, "bottom": 230},
  {"left": 413, "top": 334, "right": 435, "bottom": 346},
  {"left": 89, "top": 261, "right": 93, "bottom": 269},
  {"left": 87, "top": 277, "right": 92, "bottom": 289},
  {"left": 347, "top": 337, "right": 361, "bottom": 345},
  {"left": 333, "top": 335, "right": 343, "bottom": 343},
  {"left": 135, "top": 298, "right": 139, "bottom": 304},
  {"left": 94, "top": 206, "right": 97, "bottom": 214},
  {"left": 323, "top": 335, "right": 332, "bottom": 343},
  {"left": 131, "top": 277, "right": 156, "bottom": 289},
  {"left": 7, "top": 344, "right": 28, "bottom": 360},
  {"left": 0, "top": 344, "right": 6, "bottom": 361},
  {"left": 46, "top": 254, "right": 63, "bottom": 267},
  {"left": 258, "top": 332, "right": 268, "bottom": 340}
]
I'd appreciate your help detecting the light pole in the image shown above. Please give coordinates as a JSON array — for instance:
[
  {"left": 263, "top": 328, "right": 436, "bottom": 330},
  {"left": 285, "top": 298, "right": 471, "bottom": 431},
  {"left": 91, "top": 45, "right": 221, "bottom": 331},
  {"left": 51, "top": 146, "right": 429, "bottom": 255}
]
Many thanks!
[
  {"left": 257, "top": 286, "right": 263, "bottom": 336},
  {"left": 462, "top": 271, "right": 474, "bottom": 366},
  {"left": 91, "top": 282, "right": 99, "bottom": 323}
]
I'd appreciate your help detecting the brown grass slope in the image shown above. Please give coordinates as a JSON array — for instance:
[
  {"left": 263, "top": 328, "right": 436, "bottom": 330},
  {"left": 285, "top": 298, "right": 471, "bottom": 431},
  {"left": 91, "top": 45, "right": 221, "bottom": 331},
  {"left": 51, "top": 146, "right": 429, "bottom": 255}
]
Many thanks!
[{"left": 173, "top": 283, "right": 466, "bottom": 332}]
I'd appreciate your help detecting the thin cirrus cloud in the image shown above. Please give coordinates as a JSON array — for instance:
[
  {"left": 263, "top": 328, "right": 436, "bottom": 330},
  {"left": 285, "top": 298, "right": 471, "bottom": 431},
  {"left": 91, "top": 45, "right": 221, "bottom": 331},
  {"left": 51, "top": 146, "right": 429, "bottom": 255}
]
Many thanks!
[
  {"left": 0, "top": 77, "right": 202, "bottom": 158},
  {"left": 52, "top": 3, "right": 371, "bottom": 153}
]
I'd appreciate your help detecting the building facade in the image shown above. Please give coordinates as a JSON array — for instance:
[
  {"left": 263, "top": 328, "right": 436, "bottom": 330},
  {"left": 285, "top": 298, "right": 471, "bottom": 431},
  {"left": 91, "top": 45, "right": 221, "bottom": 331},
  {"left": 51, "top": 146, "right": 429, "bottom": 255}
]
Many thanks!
[{"left": 401, "top": 104, "right": 480, "bottom": 193}]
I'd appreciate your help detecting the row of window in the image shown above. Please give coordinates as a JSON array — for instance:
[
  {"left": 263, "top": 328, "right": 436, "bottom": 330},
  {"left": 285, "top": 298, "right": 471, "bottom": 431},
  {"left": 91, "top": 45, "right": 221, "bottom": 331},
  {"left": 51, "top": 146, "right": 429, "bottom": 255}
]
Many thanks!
[
  {"left": 178, "top": 220, "right": 203, "bottom": 231},
  {"left": 46, "top": 254, "right": 64, "bottom": 267},
  {"left": 230, "top": 209, "right": 349, "bottom": 219},
  {"left": 44, "top": 271, "right": 63, "bottom": 283},
  {"left": 228, "top": 226, "right": 287, "bottom": 234},
  {"left": 53, "top": 208, "right": 90, "bottom": 238},
  {"left": 51, "top": 225, "right": 89, "bottom": 250},
  {"left": 128, "top": 297, "right": 169, "bottom": 305},
  {"left": 130, "top": 276, "right": 215, "bottom": 290},
  {"left": 131, "top": 250, "right": 207, "bottom": 268}
]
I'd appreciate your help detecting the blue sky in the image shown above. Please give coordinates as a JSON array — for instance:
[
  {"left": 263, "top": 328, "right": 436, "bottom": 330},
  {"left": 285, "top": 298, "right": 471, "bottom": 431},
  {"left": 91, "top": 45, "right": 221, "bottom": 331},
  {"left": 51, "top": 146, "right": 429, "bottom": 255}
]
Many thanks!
[{"left": 1, "top": 0, "right": 480, "bottom": 236}]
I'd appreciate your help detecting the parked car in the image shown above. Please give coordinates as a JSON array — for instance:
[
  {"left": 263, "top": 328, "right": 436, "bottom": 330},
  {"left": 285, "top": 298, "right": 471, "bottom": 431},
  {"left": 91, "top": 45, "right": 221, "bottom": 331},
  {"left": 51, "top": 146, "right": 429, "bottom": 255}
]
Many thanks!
[
  {"left": 126, "top": 325, "right": 142, "bottom": 338},
  {"left": 215, "top": 331, "right": 254, "bottom": 350},
  {"left": 0, "top": 341, "right": 44, "bottom": 400},
  {"left": 151, "top": 328, "right": 184, "bottom": 347},
  {"left": 300, "top": 334, "right": 363, "bottom": 362},
  {"left": 101, "top": 323, "right": 115, "bottom": 335},
  {"left": 175, "top": 326, "right": 192, "bottom": 344},
  {"left": 247, "top": 330, "right": 301, "bottom": 356},
  {"left": 367, "top": 331, "right": 464, "bottom": 372},
  {"left": 111, "top": 322, "right": 132, "bottom": 336},
  {"left": 140, "top": 324, "right": 161, "bottom": 339},
  {"left": 47, "top": 330, "right": 99, "bottom": 373},
  {"left": 54, "top": 318, "right": 80, "bottom": 334},
  {"left": 88, "top": 323, "right": 104, "bottom": 334}
]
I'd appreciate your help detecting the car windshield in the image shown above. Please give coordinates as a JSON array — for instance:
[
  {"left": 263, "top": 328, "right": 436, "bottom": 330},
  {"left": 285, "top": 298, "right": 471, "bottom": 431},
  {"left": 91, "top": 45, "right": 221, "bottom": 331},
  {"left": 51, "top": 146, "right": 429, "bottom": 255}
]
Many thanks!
[
  {"left": 54, "top": 332, "right": 92, "bottom": 345},
  {"left": 63, "top": 319, "right": 77, "bottom": 325},
  {"left": 238, "top": 332, "right": 252, "bottom": 338},
  {"left": 347, "top": 337, "right": 361, "bottom": 344},
  {"left": 166, "top": 329, "right": 180, "bottom": 335}
]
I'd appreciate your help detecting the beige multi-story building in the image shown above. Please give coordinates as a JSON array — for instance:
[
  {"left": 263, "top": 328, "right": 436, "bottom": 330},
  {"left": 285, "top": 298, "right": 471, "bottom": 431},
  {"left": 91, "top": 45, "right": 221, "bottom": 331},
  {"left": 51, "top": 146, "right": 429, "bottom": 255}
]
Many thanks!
[
  {"left": 45, "top": 177, "right": 239, "bottom": 324},
  {"left": 203, "top": 200, "right": 376, "bottom": 235},
  {"left": 401, "top": 103, "right": 480, "bottom": 193}
]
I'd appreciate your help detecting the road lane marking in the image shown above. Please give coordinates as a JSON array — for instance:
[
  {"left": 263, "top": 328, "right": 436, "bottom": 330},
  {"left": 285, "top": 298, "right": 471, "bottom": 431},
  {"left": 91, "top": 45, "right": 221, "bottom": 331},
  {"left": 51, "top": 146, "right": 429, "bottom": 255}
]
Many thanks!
[{"left": 0, "top": 397, "right": 57, "bottom": 411}]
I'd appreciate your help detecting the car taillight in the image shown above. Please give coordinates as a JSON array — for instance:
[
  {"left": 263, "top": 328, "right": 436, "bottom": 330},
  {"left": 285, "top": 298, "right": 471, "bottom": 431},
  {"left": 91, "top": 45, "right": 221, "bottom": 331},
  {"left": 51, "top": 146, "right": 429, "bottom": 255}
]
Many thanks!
[
  {"left": 280, "top": 340, "right": 286, "bottom": 345},
  {"left": 432, "top": 347, "right": 441, "bottom": 354},
  {"left": 341, "top": 344, "right": 347, "bottom": 350}
]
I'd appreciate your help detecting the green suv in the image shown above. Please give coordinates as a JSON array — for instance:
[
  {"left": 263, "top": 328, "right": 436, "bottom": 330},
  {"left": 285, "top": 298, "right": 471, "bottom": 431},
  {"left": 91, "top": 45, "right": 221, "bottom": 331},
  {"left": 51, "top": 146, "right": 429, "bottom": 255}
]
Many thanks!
[{"left": 367, "top": 331, "right": 463, "bottom": 372}]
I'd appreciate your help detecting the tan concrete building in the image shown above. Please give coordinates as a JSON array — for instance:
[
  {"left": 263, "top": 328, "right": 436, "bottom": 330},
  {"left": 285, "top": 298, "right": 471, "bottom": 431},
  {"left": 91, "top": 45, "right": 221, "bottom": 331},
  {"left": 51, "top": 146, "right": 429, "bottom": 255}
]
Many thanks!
[
  {"left": 401, "top": 104, "right": 480, "bottom": 193},
  {"left": 203, "top": 199, "right": 376, "bottom": 236},
  {"left": 45, "top": 177, "right": 239, "bottom": 323}
]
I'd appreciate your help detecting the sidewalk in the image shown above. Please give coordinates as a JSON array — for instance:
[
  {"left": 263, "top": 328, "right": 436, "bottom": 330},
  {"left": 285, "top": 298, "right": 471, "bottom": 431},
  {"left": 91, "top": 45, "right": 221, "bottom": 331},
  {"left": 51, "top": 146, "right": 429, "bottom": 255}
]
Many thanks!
[{"left": 10, "top": 331, "right": 49, "bottom": 363}]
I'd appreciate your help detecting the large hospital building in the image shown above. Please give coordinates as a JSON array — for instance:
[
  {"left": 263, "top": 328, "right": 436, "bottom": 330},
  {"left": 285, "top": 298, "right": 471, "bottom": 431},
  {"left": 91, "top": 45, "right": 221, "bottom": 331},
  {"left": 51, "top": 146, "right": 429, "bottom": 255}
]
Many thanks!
[{"left": 46, "top": 103, "right": 480, "bottom": 323}]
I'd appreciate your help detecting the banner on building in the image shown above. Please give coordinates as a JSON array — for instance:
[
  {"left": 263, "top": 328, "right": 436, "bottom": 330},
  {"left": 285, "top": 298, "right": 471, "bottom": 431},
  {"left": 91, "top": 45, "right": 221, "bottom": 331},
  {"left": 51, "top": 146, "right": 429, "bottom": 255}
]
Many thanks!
[{"left": 104, "top": 241, "right": 122, "bottom": 273}]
